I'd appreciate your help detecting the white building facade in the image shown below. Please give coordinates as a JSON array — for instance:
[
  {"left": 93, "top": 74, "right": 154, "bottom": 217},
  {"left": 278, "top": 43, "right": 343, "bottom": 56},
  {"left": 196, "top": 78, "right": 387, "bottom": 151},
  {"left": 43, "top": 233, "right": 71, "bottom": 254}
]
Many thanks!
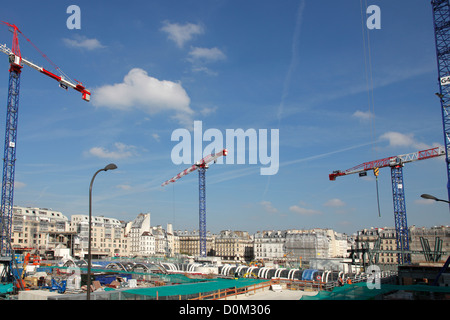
[
  {"left": 254, "top": 230, "right": 286, "bottom": 261},
  {"left": 11, "top": 206, "right": 70, "bottom": 252},
  {"left": 126, "top": 213, "right": 151, "bottom": 257}
]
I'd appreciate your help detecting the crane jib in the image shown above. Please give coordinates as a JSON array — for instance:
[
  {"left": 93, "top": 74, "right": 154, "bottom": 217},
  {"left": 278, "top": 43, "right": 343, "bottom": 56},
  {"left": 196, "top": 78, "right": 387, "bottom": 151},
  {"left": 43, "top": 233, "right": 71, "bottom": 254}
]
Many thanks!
[
  {"left": 41, "top": 68, "right": 61, "bottom": 82},
  {"left": 161, "top": 149, "right": 227, "bottom": 186},
  {"left": 329, "top": 146, "right": 445, "bottom": 180},
  {"left": 0, "top": 24, "right": 91, "bottom": 102}
]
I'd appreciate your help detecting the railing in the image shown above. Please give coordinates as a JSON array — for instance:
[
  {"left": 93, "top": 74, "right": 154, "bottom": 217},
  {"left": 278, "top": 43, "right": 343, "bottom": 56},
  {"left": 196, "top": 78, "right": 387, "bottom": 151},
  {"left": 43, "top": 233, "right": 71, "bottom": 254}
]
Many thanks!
[
  {"left": 188, "top": 278, "right": 341, "bottom": 300},
  {"left": 190, "top": 272, "right": 399, "bottom": 300},
  {"left": 188, "top": 278, "right": 361, "bottom": 300},
  {"left": 189, "top": 280, "right": 274, "bottom": 300}
]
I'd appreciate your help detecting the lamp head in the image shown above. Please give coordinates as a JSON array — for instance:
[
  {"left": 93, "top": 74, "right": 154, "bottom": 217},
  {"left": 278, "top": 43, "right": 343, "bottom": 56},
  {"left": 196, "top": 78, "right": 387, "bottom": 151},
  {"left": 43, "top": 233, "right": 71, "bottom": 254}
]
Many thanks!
[
  {"left": 420, "top": 194, "right": 438, "bottom": 201},
  {"left": 104, "top": 163, "right": 117, "bottom": 171}
]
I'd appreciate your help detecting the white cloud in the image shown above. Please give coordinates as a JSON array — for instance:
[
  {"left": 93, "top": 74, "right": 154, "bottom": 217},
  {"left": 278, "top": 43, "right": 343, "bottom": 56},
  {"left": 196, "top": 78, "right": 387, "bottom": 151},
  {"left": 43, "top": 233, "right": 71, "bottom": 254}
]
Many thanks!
[
  {"left": 415, "top": 198, "right": 436, "bottom": 205},
  {"left": 160, "top": 21, "right": 225, "bottom": 76},
  {"left": 289, "top": 205, "right": 322, "bottom": 216},
  {"left": 191, "top": 66, "right": 218, "bottom": 76},
  {"left": 188, "top": 47, "right": 226, "bottom": 76},
  {"left": 260, "top": 201, "right": 278, "bottom": 214},
  {"left": 152, "top": 133, "right": 160, "bottom": 142},
  {"left": 352, "top": 110, "right": 374, "bottom": 121},
  {"left": 15, "top": 181, "right": 26, "bottom": 189},
  {"left": 88, "top": 142, "right": 138, "bottom": 159},
  {"left": 379, "top": 131, "right": 431, "bottom": 150},
  {"left": 188, "top": 47, "right": 226, "bottom": 62},
  {"left": 63, "top": 35, "right": 105, "bottom": 50},
  {"left": 116, "top": 184, "right": 132, "bottom": 190},
  {"left": 92, "top": 68, "right": 194, "bottom": 126},
  {"left": 161, "top": 21, "right": 204, "bottom": 48},
  {"left": 199, "top": 106, "right": 218, "bottom": 116},
  {"left": 324, "top": 198, "right": 346, "bottom": 207}
]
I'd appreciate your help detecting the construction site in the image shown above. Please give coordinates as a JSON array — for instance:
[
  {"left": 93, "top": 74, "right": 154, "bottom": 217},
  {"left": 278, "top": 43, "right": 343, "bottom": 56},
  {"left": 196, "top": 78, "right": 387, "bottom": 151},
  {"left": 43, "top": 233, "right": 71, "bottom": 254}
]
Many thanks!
[
  {"left": 1, "top": 1, "right": 450, "bottom": 302},
  {"left": 1, "top": 250, "right": 449, "bottom": 301}
]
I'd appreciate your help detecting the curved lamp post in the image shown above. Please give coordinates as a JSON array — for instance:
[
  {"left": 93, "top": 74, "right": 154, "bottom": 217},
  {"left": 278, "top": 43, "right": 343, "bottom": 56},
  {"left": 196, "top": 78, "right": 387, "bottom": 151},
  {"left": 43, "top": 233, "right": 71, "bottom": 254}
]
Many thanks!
[
  {"left": 420, "top": 193, "right": 450, "bottom": 204},
  {"left": 87, "top": 163, "right": 117, "bottom": 300}
]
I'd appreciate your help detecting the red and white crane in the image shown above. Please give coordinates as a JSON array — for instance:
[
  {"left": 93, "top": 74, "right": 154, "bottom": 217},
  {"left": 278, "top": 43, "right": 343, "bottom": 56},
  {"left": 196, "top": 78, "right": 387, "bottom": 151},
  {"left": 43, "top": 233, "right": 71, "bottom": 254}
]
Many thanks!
[
  {"left": 329, "top": 146, "right": 445, "bottom": 181},
  {"left": 162, "top": 149, "right": 228, "bottom": 186},
  {"left": 0, "top": 22, "right": 90, "bottom": 287},
  {"left": 0, "top": 22, "right": 91, "bottom": 101},
  {"left": 162, "top": 149, "right": 227, "bottom": 257},
  {"left": 329, "top": 145, "right": 445, "bottom": 265}
]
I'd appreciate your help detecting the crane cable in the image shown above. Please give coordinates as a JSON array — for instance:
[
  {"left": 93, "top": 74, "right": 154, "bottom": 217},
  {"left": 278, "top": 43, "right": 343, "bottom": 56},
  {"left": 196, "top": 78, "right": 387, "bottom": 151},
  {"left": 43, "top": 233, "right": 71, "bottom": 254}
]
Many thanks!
[
  {"left": 360, "top": 0, "right": 381, "bottom": 217},
  {"left": 172, "top": 183, "right": 176, "bottom": 226},
  {"left": 374, "top": 168, "right": 381, "bottom": 217}
]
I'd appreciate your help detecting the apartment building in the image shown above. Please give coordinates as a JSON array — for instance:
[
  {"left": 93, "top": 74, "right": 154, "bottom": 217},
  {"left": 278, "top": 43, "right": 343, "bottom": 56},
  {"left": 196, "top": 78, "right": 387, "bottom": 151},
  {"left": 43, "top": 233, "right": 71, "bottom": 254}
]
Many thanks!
[
  {"left": 166, "top": 223, "right": 179, "bottom": 257},
  {"left": 69, "top": 214, "right": 127, "bottom": 258},
  {"left": 17, "top": 203, "right": 448, "bottom": 266},
  {"left": 355, "top": 226, "right": 450, "bottom": 265},
  {"left": 11, "top": 207, "right": 173, "bottom": 259},
  {"left": 176, "top": 230, "right": 214, "bottom": 256},
  {"left": 409, "top": 225, "right": 450, "bottom": 263},
  {"left": 70, "top": 213, "right": 178, "bottom": 259},
  {"left": 140, "top": 231, "right": 156, "bottom": 256},
  {"left": 11, "top": 206, "right": 71, "bottom": 253},
  {"left": 327, "top": 229, "right": 349, "bottom": 258},
  {"left": 285, "top": 228, "right": 349, "bottom": 261},
  {"left": 125, "top": 213, "right": 151, "bottom": 257},
  {"left": 215, "top": 230, "right": 254, "bottom": 262},
  {"left": 152, "top": 226, "right": 167, "bottom": 256},
  {"left": 254, "top": 230, "right": 286, "bottom": 261},
  {"left": 378, "top": 227, "right": 399, "bottom": 265}
]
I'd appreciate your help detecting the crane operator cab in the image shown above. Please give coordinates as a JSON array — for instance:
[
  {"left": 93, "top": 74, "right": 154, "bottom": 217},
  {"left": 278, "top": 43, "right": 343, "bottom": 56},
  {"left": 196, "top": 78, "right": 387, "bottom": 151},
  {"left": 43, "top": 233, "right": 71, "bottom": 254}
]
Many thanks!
[{"left": 8, "top": 54, "right": 21, "bottom": 68}]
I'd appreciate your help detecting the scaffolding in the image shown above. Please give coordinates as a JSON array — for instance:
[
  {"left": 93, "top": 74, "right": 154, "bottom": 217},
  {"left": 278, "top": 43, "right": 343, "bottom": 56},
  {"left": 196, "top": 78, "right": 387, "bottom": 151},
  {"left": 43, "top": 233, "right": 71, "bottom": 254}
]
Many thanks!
[{"left": 284, "top": 230, "right": 331, "bottom": 261}]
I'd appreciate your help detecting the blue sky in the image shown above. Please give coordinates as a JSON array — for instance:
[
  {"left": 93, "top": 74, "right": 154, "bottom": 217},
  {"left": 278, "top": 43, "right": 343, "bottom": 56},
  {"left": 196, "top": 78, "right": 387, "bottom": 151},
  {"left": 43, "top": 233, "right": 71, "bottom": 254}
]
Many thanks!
[{"left": 0, "top": 0, "right": 448, "bottom": 235}]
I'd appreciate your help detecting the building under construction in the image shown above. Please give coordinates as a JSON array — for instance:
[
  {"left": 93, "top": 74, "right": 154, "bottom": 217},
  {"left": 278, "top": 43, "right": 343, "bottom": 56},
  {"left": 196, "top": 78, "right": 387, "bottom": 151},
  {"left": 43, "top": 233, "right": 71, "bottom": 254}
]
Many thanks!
[{"left": 284, "top": 229, "right": 349, "bottom": 262}]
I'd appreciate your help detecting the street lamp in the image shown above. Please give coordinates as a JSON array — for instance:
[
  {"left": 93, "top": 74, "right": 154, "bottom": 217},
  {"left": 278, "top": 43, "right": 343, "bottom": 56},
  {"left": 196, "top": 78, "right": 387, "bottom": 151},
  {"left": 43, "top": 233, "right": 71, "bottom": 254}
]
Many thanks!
[
  {"left": 87, "top": 163, "right": 117, "bottom": 300},
  {"left": 420, "top": 194, "right": 450, "bottom": 204}
]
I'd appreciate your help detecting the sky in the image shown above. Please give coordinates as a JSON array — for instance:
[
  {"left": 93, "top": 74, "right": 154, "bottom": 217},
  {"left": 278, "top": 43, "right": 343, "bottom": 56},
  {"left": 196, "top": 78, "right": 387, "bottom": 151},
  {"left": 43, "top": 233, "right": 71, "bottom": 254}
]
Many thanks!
[{"left": 0, "top": 0, "right": 448, "bottom": 235}]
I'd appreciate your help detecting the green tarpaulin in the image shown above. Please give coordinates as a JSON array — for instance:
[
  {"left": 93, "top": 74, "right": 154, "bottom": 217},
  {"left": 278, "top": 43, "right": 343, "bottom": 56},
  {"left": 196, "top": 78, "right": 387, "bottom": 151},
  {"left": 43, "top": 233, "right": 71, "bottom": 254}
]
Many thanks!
[
  {"left": 301, "top": 282, "right": 450, "bottom": 300},
  {"left": 0, "top": 283, "right": 13, "bottom": 294},
  {"left": 123, "top": 278, "right": 267, "bottom": 298}
]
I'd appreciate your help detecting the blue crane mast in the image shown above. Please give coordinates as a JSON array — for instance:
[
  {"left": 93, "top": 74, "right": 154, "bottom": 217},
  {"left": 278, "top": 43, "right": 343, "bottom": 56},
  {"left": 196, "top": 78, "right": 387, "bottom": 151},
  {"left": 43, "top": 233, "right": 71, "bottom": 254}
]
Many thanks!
[
  {"left": 431, "top": 0, "right": 450, "bottom": 206},
  {"left": 1, "top": 56, "right": 21, "bottom": 258},
  {"left": 198, "top": 166, "right": 207, "bottom": 257},
  {"left": 391, "top": 165, "right": 409, "bottom": 264},
  {"left": 0, "top": 30, "right": 21, "bottom": 283}
]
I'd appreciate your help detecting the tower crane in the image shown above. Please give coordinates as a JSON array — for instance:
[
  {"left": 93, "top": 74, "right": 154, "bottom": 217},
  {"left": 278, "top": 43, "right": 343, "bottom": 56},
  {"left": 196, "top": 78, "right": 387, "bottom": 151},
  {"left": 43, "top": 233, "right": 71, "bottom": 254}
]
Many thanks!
[
  {"left": 162, "top": 149, "right": 227, "bottom": 257},
  {"left": 0, "top": 22, "right": 90, "bottom": 285},
  {"left": 329, "top": 146, "right": 445, "bottom": 265},
  {"left": 431, "top": 0, "right": 450, "bottom": 206}
]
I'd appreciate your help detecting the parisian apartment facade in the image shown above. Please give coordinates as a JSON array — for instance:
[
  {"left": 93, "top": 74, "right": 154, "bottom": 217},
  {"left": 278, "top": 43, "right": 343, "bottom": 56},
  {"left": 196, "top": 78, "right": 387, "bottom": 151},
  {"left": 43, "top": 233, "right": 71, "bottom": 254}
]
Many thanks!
[{"left": 10, "top": 205, "right": 450, "bottom": 264}]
